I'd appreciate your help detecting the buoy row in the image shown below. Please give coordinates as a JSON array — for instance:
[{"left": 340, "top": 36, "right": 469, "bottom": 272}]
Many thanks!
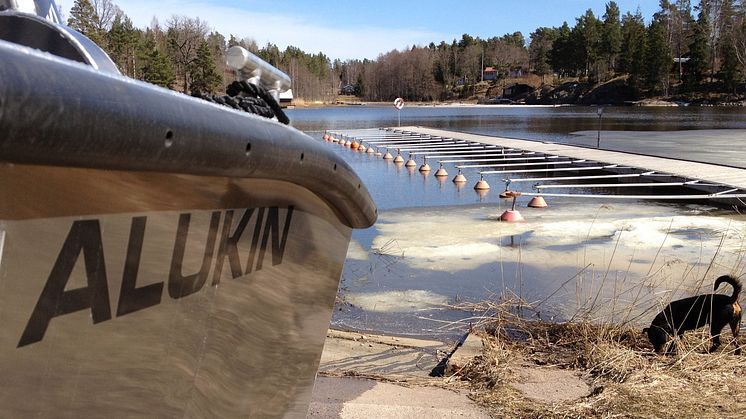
[{"left": 324, "top": 131, "right": 549, "bottom": 224}]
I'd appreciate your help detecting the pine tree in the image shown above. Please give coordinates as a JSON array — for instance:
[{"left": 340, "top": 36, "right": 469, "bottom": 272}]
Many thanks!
[
  {"left": 575, "top": 9, "right": 603, "bottom": 80},
  {"left": 189, "top": 40, "right": 222, "bottom": 93},
  {"left": 139, "top": 39, "right": 176, "bottom": 89},
  {"left": 620, "top": 11, "right": 647, "bottom": 90},
  {"left": 645, "top": 18, "right": 673, "bottom": 95},
  {"left": 67, "top": 0, "right": 104, "bottom": 46},
  {"left": 106, "top": 13, "right": 140, "bottom": 77},
  {"left": 529, "top": 27, "right": 556, "bottom": 83},
  {"left": 550, "top": 22, "right": 575, "bottom": 77},
  {"left": 601, "top": 1, "right": 623, "bottom": 75},
  {"left": 720, "top": 28, "right": 741, "bottom": 94},
  {"left": 686, "top": 8, "right": 710, "bottom": 89}
]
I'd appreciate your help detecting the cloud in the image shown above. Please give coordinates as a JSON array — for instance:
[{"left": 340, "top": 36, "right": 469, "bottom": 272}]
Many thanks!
[{"left": 62, "top": 0, "right": 450, "bottom": 60}]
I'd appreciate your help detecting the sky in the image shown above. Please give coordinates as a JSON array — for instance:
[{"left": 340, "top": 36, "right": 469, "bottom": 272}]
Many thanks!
[{"left": 59, "top": 0, "right": 659, "bottom": 60}]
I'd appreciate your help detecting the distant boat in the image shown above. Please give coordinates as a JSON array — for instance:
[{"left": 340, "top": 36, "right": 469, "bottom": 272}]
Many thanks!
[{"left": 0, "top": 2, "right": 376, "bottom": 417}]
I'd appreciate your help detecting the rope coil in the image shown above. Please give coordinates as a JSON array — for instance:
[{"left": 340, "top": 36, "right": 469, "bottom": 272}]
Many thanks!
[{"left": 192, "top": 80, "right": 290, "bottom": 125}]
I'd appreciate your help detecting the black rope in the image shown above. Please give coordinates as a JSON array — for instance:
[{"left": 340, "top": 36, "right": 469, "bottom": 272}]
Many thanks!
[{"left": 192, "top": 80, "right": 290, "bottom": 125}]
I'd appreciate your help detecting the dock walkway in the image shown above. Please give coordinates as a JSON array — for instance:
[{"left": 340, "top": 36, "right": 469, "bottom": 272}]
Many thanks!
[{"left": 401, "top": 127, "right": 746, "bottom": 190}]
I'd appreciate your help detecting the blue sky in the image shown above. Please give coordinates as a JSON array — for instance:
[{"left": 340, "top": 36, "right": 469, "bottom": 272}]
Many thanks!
[{"left": 60, "top": 1, "right": 658, "bottom": 60}]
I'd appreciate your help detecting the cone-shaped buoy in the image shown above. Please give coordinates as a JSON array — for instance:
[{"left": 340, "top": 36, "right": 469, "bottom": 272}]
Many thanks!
[
  {"left": 452, "top": 169, "right": 467, "bottom": 183},
  {"left": 500, "top": 210, "right": 525, "bottom": 222},
  {"left": 394, "top": 150, "right": 404, "bottom": 163},
  {"left": 419, "top": 158, "right": 431, "bottom": 172},
  {"left": 499, "top": 190, "right": 522, "bottom": 199},
  {"left": 358, "top": 144, "right": 367, "bottom": 153},
  {"left": 383, "top": 150, "right": 394, "bottom": 160},
  {"left": 474, "top": 175, "right": 490, "bottom": 190},
  {"left": 367, "top": 146, "right": 376, "bottom": 154},
  {"left": 405, "top": 154, "right": 417, "bottom": 167},
  {"left": 344, "top": 140, "right": 352, "bottom": 147},
  {"left": 434, "top": 163, "right": 448, "bottom": 177},
  {"left": 331, "top": 136, "right": 339, "bottom": 143},
  {"left": 351, "top": 141, "right": 360, "bottom": 150},
  {"left": 323, "top": 134, "right": 330, "bottom": 141},
  {"left": 528, "top": 196, "right": 548, "bottom": 208}
]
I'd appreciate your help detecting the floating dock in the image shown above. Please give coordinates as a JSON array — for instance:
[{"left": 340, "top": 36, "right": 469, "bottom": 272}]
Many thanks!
[{"left": 325, "top": 127, "right": 746, "bottom": 207}]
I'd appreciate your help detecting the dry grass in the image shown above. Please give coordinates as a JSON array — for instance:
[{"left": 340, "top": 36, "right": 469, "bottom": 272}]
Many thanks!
[{"left": 450, "top": 298, "right": 746, "bottom": 418}]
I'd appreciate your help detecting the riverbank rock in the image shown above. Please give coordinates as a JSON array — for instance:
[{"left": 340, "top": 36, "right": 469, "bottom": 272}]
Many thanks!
[
  {"left": 579, "top": 79, "right": 638, "bottom": 105},
  {"left": 445, "top": 333, "right": 484, "bottom": 375}
]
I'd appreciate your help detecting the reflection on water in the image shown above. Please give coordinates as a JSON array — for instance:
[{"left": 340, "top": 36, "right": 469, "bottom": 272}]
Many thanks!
[{"left": 290, "top": 106, "right": 746, "bottom": 338}]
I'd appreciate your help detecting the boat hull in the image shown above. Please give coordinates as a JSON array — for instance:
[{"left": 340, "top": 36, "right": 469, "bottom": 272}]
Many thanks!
[{"left": 0, "top": 165, "right": 352, "bottom": 417}]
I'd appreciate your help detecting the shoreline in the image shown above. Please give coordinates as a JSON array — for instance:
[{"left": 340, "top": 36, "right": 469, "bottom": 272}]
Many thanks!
[{"left": 288, "top": 99, "right": 746, "bottom": 109}]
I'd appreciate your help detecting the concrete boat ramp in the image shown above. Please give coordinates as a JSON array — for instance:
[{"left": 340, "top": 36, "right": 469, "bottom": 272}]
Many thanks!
[
  {"left": 310, "top": 329, "right": 590, "bottom": 418},
  {"left": 325, "top": 127, "right": 746, "bottom": 207}
]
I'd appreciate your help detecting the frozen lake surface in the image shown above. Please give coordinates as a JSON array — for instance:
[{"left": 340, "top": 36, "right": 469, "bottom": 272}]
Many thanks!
[{"left": 287, "top": 105, "right": 746, "bottom": 338}]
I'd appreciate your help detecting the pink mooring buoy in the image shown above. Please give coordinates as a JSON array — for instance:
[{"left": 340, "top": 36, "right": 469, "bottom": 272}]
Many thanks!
[
  {"left": 500, "top": 191, "right": 524, "bottom": 222},
  {"left": 500, "top": 210, "right": 525, "bottom": 222}
]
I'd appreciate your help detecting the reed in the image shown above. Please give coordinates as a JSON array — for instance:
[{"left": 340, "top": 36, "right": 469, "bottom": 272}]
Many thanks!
[{"left": 445, "top": 220, "right": 746, "bottom": 418}]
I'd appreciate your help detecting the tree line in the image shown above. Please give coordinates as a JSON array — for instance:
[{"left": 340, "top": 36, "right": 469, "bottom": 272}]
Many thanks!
[
  {"left": 66, "top": 0, "right": 746, "bottom": 102},
  {"left": 529, "top": 0, "right": 746, "bottom": 97},
  {"left": 65, "top": 0, "right": 337, "bottom": 101}
]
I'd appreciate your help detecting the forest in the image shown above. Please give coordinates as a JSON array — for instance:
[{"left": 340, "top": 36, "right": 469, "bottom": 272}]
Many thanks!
[{"left": 66, "top": 0, "right": 746, "bottom": 104}]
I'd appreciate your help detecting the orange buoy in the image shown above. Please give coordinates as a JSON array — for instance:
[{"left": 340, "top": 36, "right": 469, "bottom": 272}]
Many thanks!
[
  {"left": 434, "top": 163, "right": 448, "bottom": 177},
  {"left": 474, "top": 175, "right": 490, "bottom": 190},
  {"left": 528, "top": 196, "right": 548, "bottom": 208},
  {"left": 452, "top": 169, "right": 467, "bottom": 183},
  {"left": 351, "top": 141, "right": 360, "bottom": 150}
]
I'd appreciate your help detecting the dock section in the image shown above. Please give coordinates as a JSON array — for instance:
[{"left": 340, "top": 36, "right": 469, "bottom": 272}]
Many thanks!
[{"left": 324, "top": 127, "right": 746, "bottom": 207}]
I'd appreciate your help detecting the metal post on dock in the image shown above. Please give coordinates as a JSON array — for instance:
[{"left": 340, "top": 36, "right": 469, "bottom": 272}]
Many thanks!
[
  {"left": 596, "top": 106, "right": 604, "bottom": 149},
  {"left": 394, "top": 97, "right": 404, "bottom": 127}
]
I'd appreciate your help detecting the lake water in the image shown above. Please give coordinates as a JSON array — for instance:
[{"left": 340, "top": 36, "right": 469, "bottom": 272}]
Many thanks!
[{"left": 287, "top": 105, "right": 746, "bottom": 338}]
